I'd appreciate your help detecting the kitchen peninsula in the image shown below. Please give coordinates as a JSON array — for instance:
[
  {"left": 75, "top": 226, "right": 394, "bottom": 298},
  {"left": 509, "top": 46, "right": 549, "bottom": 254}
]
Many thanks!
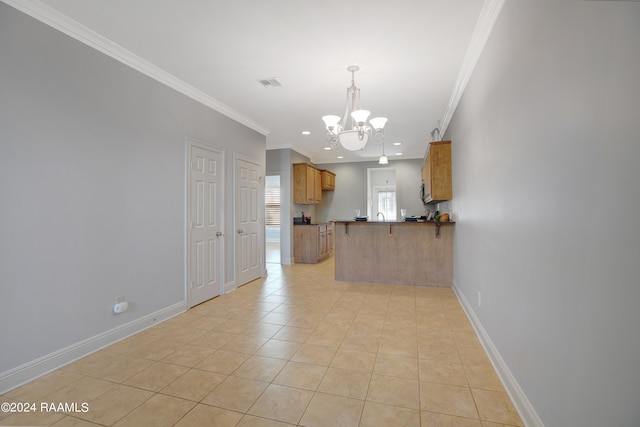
[{"left": 334, "top": 220, "right": 454, "bottom": 286}]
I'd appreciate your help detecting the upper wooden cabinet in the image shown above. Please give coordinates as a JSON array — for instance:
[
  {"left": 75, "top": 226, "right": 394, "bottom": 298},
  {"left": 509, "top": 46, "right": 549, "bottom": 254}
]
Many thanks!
[
  {"left": 320, "top": 170, "right": 336, "bottom": 191},
  {"left": 294, "top": 164, "right": 336, "bottom": 204},
  {"left": 313, "top": 168, "right": 322, "bottom": 202},
  {"left": 293, "top": 163, "right": 322, "bottom": 204},
  {"left": 422, "top": 141, "right": 452, "bottom": 204}
]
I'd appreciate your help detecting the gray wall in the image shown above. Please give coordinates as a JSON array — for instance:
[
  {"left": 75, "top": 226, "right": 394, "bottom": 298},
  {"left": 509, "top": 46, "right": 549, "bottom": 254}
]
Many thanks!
[
  {"left": 290, "top": 150, "right": 317, "bottom": 223},
  {"left": 0, "top": 3, "right": 265, "bottom": 386},
  {"left": 315, "top": 159, "right": 425, "bottom": 222},
  {"left": 266, "top": 149, "right": 293, "bottom": 264},
  {"left": 266, "top": 149, "right": 318, "bottom": 264},
  {"left": 445, "top": 2, "right": 640, "bottom": 426}
]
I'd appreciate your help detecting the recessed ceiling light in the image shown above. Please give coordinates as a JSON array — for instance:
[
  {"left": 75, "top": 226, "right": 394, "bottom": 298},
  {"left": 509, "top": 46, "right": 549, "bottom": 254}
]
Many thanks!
[
  {"left": 302, "top": 131, "right": 311, "bottom": 135},
  {"left": 337, "top": 156, "right": 344, "bottom": 159},
  {"left": 393, "top": 142, "right": 402, "bottom": 146},
  {"left": 323, "top": 146, "right": 331, "bottom": 150},
  {"left": 395, "top": 152, "right": 403, "bottom": 156}
]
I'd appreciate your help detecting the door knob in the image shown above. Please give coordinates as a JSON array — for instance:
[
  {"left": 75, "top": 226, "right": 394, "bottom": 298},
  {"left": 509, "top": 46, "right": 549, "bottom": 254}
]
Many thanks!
[
  {"left": 237, "top": 229, "right": 244, "bottom": 234},
  {"left": 216, "top": 231, "right": 222, "bottom": 237}
]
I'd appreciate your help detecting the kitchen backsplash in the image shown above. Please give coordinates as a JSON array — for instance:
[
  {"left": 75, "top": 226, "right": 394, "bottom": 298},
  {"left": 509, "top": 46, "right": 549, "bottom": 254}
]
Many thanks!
[
  {"left": 422, "top": 200, "right": 454, "bottom": 222},
  {"left": 294, "top": 206, "right": 317, "bottom": 221},
  {"left": 431, "top": 200, "right": 454, "bottom": 222}
]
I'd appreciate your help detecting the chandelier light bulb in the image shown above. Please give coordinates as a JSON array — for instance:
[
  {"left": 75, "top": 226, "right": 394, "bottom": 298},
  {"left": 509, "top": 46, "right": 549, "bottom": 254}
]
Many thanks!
[
  {"left": 322, "top": 115, "right": 341, "bottom": 131},
  {"left": 351, "top": 109, "right": 370, "bottom": 125},
  {"left": 369, "top": 117, "right": 388, "bottom": 131}
]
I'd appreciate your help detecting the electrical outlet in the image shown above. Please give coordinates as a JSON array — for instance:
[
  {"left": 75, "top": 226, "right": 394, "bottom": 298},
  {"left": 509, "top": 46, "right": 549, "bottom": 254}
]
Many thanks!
[{"left": 116, "top": 296, "right": 125, "bottom": 304}]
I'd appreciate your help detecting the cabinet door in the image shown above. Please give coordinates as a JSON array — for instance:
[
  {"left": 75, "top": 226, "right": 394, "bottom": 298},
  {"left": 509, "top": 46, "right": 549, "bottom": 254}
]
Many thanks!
[
  {"left": 293, "top": 163, "right": 323, "bottom": 205},
  {"left": 294, "top": 225, "right": 319, "bottom": 263},
  {"left": 306, "top": 166, "right": 316, "bottom": 203},
  {"left": 321, "top": 170, "right": 336, "bottom": 190},
  {"left": 318, "top": 230, "right": 327, "bottom": 258},
  {"left": 293, "top": 164, "right": 310, "bottom": 204},
  {"left": 422, "top": 141, "right": 452, "bottom": 204},
  {"left": 430, "top": 142, "right": 452, "bottom": 201},
  {"left": 313, "top": 168, "right": 322, "bottom": 203}
]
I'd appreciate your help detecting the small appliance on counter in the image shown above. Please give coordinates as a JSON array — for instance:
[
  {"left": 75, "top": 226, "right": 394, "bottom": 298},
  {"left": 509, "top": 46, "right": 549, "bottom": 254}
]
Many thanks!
[{"left": 294, "top": 212, "right": 311, "bottom": 225}]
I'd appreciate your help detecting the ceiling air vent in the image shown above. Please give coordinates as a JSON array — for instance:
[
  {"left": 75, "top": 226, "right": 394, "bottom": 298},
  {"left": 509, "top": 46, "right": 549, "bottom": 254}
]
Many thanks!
[{"left": 257, "top": 78, "right": 282, "bottom": 88}]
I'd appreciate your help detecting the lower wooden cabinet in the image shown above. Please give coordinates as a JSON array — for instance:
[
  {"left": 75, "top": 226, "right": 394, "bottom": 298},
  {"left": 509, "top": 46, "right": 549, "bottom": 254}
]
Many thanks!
[{"left": 294, "top": 223, "right": 333, "bottom": 264}]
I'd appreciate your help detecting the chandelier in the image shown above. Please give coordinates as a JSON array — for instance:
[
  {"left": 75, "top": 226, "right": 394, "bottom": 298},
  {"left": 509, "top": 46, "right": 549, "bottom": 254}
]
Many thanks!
[{"left": 322, "top": 65, "right": 388, "bottom": 151}]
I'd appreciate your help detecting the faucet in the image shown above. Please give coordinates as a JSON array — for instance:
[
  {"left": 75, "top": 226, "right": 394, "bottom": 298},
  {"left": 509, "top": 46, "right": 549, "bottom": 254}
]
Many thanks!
[{"left": 376, "top": 212, "right": 385, "bottom": 221}]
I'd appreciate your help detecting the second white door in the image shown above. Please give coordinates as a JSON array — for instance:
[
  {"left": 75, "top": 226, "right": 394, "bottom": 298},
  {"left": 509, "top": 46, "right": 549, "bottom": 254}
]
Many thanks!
[
  {"left": 188, "top": 144, "right": 223, "bottom": 307},
  {"left": 235, "top": 157, "right": 262, "bottom": 286}
]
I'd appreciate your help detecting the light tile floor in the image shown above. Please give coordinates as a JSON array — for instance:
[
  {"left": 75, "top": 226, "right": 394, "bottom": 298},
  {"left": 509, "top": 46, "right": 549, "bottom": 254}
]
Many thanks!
[{"left": 1, "top": 257, "right": 523, "bottom": 426}]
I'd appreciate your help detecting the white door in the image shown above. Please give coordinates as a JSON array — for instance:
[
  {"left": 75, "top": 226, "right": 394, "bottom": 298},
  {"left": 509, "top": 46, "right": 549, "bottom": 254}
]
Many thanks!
[
  {"left": 235, "top": 157, "right": 262, "bottom": 286},
  {"left": 188, "top": 144, "right": 223, "bottom": 307}
]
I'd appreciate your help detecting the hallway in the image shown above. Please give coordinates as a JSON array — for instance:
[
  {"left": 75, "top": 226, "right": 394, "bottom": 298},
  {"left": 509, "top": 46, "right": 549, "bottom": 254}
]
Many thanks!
[{"left": 1, "top": 257, "right": 522, "bottom": 426}]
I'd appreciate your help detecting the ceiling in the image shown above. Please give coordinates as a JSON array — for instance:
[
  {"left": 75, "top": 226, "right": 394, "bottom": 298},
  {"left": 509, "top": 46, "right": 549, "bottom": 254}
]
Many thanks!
[{"left": 13, "top": 0, "right": 494, "bottom": 164}]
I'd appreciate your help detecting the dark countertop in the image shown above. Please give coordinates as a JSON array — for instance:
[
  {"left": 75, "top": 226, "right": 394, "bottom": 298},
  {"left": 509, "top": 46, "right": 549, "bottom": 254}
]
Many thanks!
[{"left": 334, "top": 220, "right": 455, "bottom": 225}]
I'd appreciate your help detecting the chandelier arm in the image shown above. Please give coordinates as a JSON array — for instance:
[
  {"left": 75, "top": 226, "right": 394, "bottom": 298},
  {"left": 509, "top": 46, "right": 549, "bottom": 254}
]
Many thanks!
[
  {"left": 349, "top": 68, "right": 358, "bottom": 121},
  {"left": 341, "top": 88, "right": 351, "bottom": 130},
  {"left": 359, "top": 127, "right": 367, "bottom": 141},
  {"left": 351, "top": 86, "right": 361, "bottom": 130}
]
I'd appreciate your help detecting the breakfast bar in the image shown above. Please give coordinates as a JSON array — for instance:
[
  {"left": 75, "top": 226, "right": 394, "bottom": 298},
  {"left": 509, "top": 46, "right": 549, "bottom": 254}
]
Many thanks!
[{"left": 334, "top": 220, "right": 454, "bottom": 287}]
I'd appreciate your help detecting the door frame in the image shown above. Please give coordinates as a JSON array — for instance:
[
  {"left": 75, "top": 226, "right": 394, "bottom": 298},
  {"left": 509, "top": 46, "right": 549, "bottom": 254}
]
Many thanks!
[
  {"left": 185, "top": 138, "right": 225, "bottom": 307},
  {"left": 233, "top": 153, "right": 265, "bottom": 286}
]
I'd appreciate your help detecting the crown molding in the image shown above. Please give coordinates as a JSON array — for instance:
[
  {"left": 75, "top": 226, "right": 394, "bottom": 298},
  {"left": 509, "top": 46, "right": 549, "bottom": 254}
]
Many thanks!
[
  {"left": 440, "top": 0, "right": 505, "bottom": 136},
  {"left": 2, "top": 0, "right": 271, "bottom": 136}
]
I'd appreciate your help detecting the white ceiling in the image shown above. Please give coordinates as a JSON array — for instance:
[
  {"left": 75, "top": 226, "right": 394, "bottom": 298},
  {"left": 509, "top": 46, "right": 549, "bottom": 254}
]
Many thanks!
[{"left": 13, "top": 0, "right": 495, "bottom": 163}]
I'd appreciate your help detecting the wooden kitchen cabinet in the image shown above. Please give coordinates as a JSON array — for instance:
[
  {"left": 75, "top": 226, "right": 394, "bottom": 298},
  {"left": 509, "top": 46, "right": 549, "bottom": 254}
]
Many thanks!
[
  {"left": 293, "top": 163, "right": 322, "bottom": 204},
  {"left": 294, "top": 224, "right": 330, "bottom": 264},
  {"left": 320, "top": 170, "right": 336, "bottom": 190},
  {"left": 318, "top": 226, "right": 328, "bottom": 259},
  {"left": 313, "top": 168, "right": 322, "bottom": 202},
  {"left": 422, "top": 141, "right": 452, "bottom": 204}
]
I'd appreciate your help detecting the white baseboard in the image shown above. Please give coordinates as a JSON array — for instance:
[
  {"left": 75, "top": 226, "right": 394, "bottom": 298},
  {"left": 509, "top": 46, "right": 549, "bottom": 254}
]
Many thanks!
[
  {"left": 224, "top": 280, "right": 236, "bottom": 294},
  {"left": 282, "top": 257, "right": 294, "bottom": 265},
  {"left": 0, "top": 301, "right": 186, "bottom": 395},
  {"left": 452, "top": 280, "right": 544, "bottom": 427}
]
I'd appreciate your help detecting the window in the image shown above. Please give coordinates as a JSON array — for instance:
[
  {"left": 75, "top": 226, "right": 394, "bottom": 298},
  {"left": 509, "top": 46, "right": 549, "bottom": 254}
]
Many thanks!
[
  {"left": 377, "top": 189, "right": 397, "bottom": 221},
  {"left": 367, "top": 167, "right": 397, "bottom": 221},
  {"left": 265, "top": 176, "right": 280, "bottom": 226}
]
